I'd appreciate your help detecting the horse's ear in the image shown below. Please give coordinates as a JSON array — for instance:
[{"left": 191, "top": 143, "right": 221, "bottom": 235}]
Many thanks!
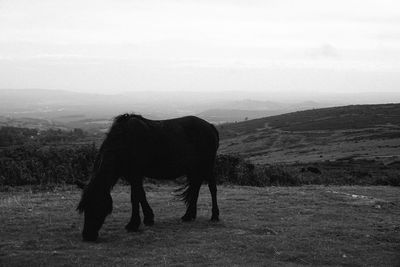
[{"left": 75, "top": 180, "right": 86, "bottom": 190}]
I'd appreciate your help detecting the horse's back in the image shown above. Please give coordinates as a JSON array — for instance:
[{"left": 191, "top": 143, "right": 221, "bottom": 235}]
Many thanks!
[
  {"left": 104, "top": 114, "right": 219, "bottom": 179},
  {"left": 161, "top": 116, "right": 219, "bottom": 152},
  {"left": 144, "top": 116, "right": 219, "bottom": 178}
]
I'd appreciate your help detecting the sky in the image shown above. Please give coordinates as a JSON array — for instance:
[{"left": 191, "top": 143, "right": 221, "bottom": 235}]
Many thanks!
[{"left": 0, "top": 0, "right": 399, "bottom": 99}]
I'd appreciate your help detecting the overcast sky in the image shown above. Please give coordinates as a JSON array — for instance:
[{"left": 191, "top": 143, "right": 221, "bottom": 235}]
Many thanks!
[{"left": 1, "top": 0, "right": 399, "bottom": 99}]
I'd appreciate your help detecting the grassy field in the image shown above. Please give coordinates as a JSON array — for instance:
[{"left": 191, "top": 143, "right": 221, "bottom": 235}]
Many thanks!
[{"left": 1, "top": 184, "right": 399, "bottom": 266}]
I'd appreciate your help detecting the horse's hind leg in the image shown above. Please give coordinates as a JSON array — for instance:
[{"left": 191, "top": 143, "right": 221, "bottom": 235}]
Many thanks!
[
  {"left": 181, "top": 177, "right": 202, "bottom": 222},
  {"left": 208, "top": 173, "right": 219, "bottom": 222}
]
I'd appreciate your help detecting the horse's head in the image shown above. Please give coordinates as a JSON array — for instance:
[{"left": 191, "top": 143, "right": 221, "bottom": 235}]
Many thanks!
[{"left": 77, "top": 184, "right": 113, "bottom": 242}]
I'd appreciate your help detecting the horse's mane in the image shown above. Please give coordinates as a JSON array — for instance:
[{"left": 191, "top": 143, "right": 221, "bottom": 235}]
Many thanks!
[
  {"left": 105, "top": 113, "right": 148, "bottom": 149},
  {"left": 77, "top": 186, "right": 90, "bottom": 213},
  {"left": 77, "top": 113, "right": 145, "bottom": 213},
  {"left": 77, "top": 181, "right": 113, "bottom": 215},
  {"left": 77, "top": 152, "right": 104, "bottom": 213},
  {"left": 113, "top": 113, "right": 145, "bottom": 125}
]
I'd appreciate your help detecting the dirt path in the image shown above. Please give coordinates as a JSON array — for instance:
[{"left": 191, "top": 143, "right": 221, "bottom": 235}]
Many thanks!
[{"left": 1, "top": 185, "right": 399, "bottom": 266}]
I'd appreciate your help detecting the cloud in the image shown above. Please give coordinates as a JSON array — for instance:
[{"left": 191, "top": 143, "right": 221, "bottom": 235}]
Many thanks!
[
  {"left": 0, "top": 0, "right": 399, "bottom": 93},
  {"left": 306, "top": 44, "right": 340, "bottom": 59}
]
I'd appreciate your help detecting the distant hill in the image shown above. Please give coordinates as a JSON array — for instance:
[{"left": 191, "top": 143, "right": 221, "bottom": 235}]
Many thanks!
[
  {"left": 197, "top": 100, "right": 334, "bottom": 123},
  {"left": 217, "top": 103, "right": 400, "bottom": 164},
  {"left": 0, "top": 89, "right": 335, "bottom": 125},
  {"left": 197, "top": 109, "right": 285, "bottom": 123},
  {"left": 219, "top": 99, "right": 287, "bottom": 110}
]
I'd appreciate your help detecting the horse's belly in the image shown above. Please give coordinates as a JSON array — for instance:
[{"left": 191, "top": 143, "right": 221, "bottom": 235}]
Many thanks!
[
  {"left": 140, "top": 144, "right": 196, "bottom": 180},
  {"left": 143, "top": 161, "right": 188, "bottom": 180},
  {"left": 144, "top": 169, "right": 185, "bottom": 180}
]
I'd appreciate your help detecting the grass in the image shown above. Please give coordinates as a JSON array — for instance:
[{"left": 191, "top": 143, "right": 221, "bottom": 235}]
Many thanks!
[{"left": 1, "top": 184, "right": 399, "bottom": 266}]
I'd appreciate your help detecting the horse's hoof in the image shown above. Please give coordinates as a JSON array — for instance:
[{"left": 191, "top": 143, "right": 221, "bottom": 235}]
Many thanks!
[
  {"left": 125, "top": 223, "right": 140, "bottom": 232},
  {"left": 82, "top": 232, "right": 98, "bottom": 242},
  {"left": 181, "top": 215, "right": 196, "bottom": 222},
  {"left": 125, "top": 226, "right": 140, "bottom": 232},
  {"left": 143, "top": 218, "right": 155, "bottom": 226},
  {"left": 210, "top": 216, "right": 219, "bottom": 222}
]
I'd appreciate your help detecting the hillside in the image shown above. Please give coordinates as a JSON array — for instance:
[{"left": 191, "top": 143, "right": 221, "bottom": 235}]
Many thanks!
[
  {"left": 197, "top": 109, "right": 285, "bottom": 123},
  {"left": 197, "top": 100, "right": 331, "bottom": 123},
  {"left": 217, "top": 103, "right": 400, "bottom": 164}
]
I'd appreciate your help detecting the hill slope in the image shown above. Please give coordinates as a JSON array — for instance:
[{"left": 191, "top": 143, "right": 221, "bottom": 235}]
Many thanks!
[{"left": 217, "top": 103, "right": 400, "bottom": 164}]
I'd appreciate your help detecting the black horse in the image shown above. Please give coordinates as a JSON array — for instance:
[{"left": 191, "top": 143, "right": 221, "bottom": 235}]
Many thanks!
[{"left": 77, "top": 114, "right": 220, "bottom": 241}]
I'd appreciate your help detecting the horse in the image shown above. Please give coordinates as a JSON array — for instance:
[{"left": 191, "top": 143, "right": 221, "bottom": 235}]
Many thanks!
[{"left": 77, "top": 114, "right": 220, "bottom": 241}]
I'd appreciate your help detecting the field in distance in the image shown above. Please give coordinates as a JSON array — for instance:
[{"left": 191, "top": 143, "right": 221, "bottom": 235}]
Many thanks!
[
  {"left": 1, "top": 184, "right": 399, "bottom": 266},
  {"left": 218, "top": 103, "right": 400, "bottom": 164}
]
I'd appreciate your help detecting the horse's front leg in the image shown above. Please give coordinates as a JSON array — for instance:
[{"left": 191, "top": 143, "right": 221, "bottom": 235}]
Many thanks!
[
  {"left": 138, "top": 180, "right": 154, "bottom": 226},
  {"left": 125, "top": 178, "right": 154, "bottom": 232}
]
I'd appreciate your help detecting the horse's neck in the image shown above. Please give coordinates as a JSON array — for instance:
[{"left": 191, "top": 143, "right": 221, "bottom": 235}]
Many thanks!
[{"left": 89, "top": 174, "right": 116, "bottom": 194}]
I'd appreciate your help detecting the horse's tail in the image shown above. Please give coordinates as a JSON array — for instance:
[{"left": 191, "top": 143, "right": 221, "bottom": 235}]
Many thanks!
[
  {"left": 175, "top": 182, "right": 190, "bottom": 206},
  {"left": 175, "top": 181, "right": 201, "bottom": 207},
  {"left": 175, "top": 122, "right": 219, "bottom": 206}
]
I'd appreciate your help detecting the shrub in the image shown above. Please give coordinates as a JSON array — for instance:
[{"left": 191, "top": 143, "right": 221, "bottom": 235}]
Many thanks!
[
  {"left": 262, "top": 165, "right": 300, "bottom": 186},
  {"left": 0, "top": 144, "right": 97, "bottom": 186},
  {"left": 214, "top": 154, "right": 297, "bottom": 186},
  {"left": 1, "top": 145, "right": 398, "bottom": 187},
  {"left": 373, "top": 173, "right": 400, "bottom": 186}
]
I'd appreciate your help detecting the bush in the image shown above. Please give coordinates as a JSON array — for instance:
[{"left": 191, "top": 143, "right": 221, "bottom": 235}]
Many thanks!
[
  {"left": 0, "top": 148, "right": 299, "bottom": 187},
  {"left": 215, "top": 154, "right": 297, "bottom": 186},
  {"left": 0, "top": 126, "right": 87, "bottom": 147},
  {"left": 0, "top": 144, "right": 97, "bottom": 186},
  {"left": 262, "top": 165, "right": 300, "bottom": 186},
  {"left": 1, "top": 145, "right": 398, "bottom": 187},
  {"left": 373, "top": 173, "right": 400, "bottom": 186}
]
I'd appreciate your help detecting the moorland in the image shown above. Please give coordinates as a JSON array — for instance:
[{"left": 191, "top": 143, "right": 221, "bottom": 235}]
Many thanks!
[{"left": 1, "top": 102, "right": 400, "bottom": 266}]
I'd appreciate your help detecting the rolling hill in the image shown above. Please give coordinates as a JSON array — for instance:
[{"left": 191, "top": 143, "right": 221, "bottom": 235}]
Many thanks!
[
  {"left": 217, "top": 103, "right": 400, "bottom": 164},
  {"left": 0, "top": 89, "right": 336, "bottom": 124},
  {"left": 196, "top": 100, "right": 330, "bottom": 123}
]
